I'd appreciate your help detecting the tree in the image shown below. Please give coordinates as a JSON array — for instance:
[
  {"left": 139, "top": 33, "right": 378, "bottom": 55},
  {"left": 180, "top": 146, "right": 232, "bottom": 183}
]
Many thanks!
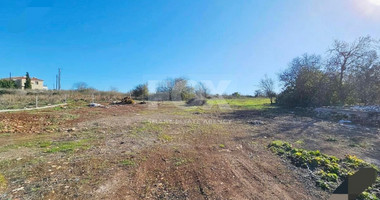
[
  {"left": 254, "top": 90, "right": 263, "bottom": 97},
  {"left": 131, "top": 83, "right": 149, "bottom": 100},
  {"left": 195, "top": 82, "right": 210, "bottom": 99},
  {"left": 24, "top": 72, "right": 32, "bottom": 89},
  {"left": 259, "top": 75, "right": 276, "bottom": 104},
  {"left": 231, "top": 92, "right": 240, "bottom": 97},
  {"left": 277, "top": 54, "right": 329, "bottom": 107},
  {"left": 156, "top": 77, "right": 194, "bottom": 101},
  {"left": 73, "top": 82, "right": 89, "bottom": 90},
  {"left": 327, "top": 36, "right": 375, "bottom": 103},
  {"left": 0, "top": 80, "right": 16, "bottom": 89}
]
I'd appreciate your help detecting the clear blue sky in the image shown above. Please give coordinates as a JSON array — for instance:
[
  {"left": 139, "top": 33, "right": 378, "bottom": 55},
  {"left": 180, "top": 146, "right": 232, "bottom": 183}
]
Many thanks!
[{"left": 1, "top": 0, "right": 379, "bottom": 94}]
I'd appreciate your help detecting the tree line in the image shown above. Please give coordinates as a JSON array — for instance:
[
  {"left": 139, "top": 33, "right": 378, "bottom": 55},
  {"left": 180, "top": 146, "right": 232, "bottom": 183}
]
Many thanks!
[
  {"left": 277, "top": 36, "right": 380, "bottom": 107},
  {"left": 129, "top": 78, "right": 210, "bottom": 101},
  {"left": 73, "top": 35, "right": 379, "bottom": 107}
]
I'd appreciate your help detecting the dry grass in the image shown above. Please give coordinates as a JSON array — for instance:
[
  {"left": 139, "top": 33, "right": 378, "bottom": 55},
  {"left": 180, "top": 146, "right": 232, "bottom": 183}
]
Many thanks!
[{"left": 0, "top": 89, "right": 126, "bottom": 109}]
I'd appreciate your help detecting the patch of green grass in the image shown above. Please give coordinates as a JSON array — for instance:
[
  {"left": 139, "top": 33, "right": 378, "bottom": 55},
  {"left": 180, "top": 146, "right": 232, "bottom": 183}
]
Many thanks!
[
  {"left": 358, "top": 191, "right": 379, "bottom": 200},
  {"left": 61, "top": 113, "right": 79, "bottom": 121},
  {"left": 173, "top": 157, "right": 190, "bottom": 166},
  {"left": 44, "top": 139, "right": 90, "bottom": 153},
  {"left": 158, "top": 134, "right": 173, "bottom": 142},
  {"left": 38, "top": 141, "right": 52, "bottom": 148},
  {"left": 268, "top": 140, "right": 379, "bottom": 196},
  {"left": 295, "top": 140, "right": 304, "bottom": 145},
  {"left": 130, "top": 121, "right": 167, "bottom": 136},
  {"left": 0, "top": 122, "right": 4, "bottom": 132},
  {"left": 207, "top": 98, "right": 274, "bottom": 110},
  {"left": 0, "top": 173, "right": 7, "bottom": 191},
  {"left": 0, "top": 133, "right": 11, "bottom": 137},
  {"left": 0, "top": 139, "right": 53, "bottom": 153},
  {"left": 121, "top": 159, "right": 135, "bottom": 166},
  {"left": 183, "top": 107, "right": 208, "bottom": 113}
]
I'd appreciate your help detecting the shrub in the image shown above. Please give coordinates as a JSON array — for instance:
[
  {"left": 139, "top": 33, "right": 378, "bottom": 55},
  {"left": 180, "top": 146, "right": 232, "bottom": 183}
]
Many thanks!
[
  {"left": 186, "top": 97, "right": 207, "bottom": 106},
  {"left": 120, "top": 96, "right": 135, "bottom": 104}
]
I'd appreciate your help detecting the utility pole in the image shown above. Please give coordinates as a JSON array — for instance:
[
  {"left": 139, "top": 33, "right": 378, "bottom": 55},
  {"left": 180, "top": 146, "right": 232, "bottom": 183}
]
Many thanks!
[
  {"left": 58, "top": 68, "right": 61, "bottom": 91},
  {"left": 56, "top": 75, "right": 58, "bottom": 90},
  {"left": 9, "top": 72, "right": 11, "bottom": 80}
]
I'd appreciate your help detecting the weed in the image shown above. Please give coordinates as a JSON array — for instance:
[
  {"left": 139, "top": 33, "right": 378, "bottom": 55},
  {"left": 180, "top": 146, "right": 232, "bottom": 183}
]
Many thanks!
[
  {"left": 0, "top": 173, "right": 7, "bottom": 191},
  {"left": 121, "top": 159, "right": 135, "bottom": 166},
  {"left": 295, "top": 140, "right": 304, "bottom": 145},
  {"left": 207, "top": 98, "right": 274, "bottom": 110},
  {"left": 173, "top": 157, "right": 190, "bottom": 166},
  {"left": 44, "top": 139, "right": 90, "bottom": 153},
  {"left": 218, "top": 144, "right": 225, "bottom": 148},
  {"left": 130, "top": 122, "right": 166, "bottom": 136},
  {"left": 268, "top": 140, "right": 379, "bottom": 195},
  {"left": 317, "top": 180, "right": 330, "bottom": 190},
  {"left": 158, "top": 134, "right": 173, "bottom": 142},
  {"left": 325, "top": 137, "right": 338, "bottom": 142},
  {"left": 358, "top": 192, "right": 379, "bottom": 200},
  {"left": 38, "top": 141, "right": 52, "bottom": 148}
]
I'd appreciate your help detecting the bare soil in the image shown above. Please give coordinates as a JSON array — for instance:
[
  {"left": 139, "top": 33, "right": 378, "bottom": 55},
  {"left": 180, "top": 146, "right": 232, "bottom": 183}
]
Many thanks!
[{"left": 0, "top": 102, "right": 378, "bottom": 199}]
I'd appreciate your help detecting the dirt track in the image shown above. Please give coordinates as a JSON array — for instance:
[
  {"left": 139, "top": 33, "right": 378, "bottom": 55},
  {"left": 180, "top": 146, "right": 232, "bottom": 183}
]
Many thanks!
[{"left": 0, "top": 102, "right": 379, "bottom": 199}]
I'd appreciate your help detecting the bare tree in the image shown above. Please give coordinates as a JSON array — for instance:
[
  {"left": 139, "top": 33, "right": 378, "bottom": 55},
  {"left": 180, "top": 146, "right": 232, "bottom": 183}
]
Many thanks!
[
  {"left": 327, "top": 36, "right": 375, "bottom": 103},
  {"left": 260, "top": 75, "right": 276, "bottom": 104},
  {"left": 156, "top": 77, "right": 194, "bottom": 101},
  {"left": 254, "top": 89, "right": 263, "bottom": 97},
  {"left": 195, "top": 82, "right": 210, "bottom": 99},
  {"left": 73, "top": 82, "right": 89, "bottom": 90}
]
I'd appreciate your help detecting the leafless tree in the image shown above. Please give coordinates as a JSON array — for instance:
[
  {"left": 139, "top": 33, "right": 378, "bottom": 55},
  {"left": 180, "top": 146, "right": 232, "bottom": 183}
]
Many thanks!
[
  {"left": 327, "top": 36, "right": 375, "bottom": 103},
  {"left": 156, "top": 77, "right": 194, "bottom": 101},
  {"left": 260, "top": 75, "right": 276, "bottom": 104},
  {"left": 73, "top": 82, "right": 89, "bottom": 90},
  {"left": 195, "top": 82, "right": 210, "bottom": 99}
]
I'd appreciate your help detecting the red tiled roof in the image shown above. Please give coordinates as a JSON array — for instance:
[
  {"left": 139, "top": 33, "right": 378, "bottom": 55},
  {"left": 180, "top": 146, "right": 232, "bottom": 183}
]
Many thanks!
[{"left": 9, "top": 76, "right": 43, "bottom": 81}]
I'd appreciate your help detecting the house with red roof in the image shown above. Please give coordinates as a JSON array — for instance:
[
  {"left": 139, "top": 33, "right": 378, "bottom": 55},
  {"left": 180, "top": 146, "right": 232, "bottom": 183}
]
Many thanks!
[{"left": 6, "top": 76, "right": 47, "bottom": 90}]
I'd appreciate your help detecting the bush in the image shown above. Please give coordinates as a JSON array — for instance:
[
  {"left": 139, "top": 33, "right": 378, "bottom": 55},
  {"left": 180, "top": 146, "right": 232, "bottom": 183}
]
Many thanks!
[
  {"left": 120, "top": 96, "right": 135, "bottom": 104},
  {"left": 186, "top": 98, "right": 207, "bottom": 106}
]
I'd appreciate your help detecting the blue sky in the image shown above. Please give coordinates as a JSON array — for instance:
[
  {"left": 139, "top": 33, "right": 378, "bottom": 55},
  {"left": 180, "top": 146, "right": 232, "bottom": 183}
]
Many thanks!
[{"left": 0, "top": 0, "right": 379, "bottom": 94}]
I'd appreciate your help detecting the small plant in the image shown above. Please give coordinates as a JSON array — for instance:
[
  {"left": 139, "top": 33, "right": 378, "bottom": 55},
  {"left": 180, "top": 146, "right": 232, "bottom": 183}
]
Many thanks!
[
  {"left": 325, "top": 137, "right": 338, "bottom": 142},
  {"left": 317, "top": 180, "right": 330, "bottom": 190},
  {"left": 173, "top": 157, "right": 189, "bottom": 166},
  {"left": 44, "top": 140, "right": 90, "bottom": 153},
  {"left": 218, "top": 144, "right": 225, "bottom": 148},
  {"left": 295, "top": 140, "right": 304, "bottom": 145},
  {"left": 0, "top": 122, "right": 4, "bottom": 132},
  {"left": 121, "top": 159, "right": 135, "bottom": 166},
  {"left": 358, "top": 191, "right": 379, "bottom": 200},
  {"left": 0, "top": 173, "right": 7, "bottom": 192},
  {"left": 158, "top": 134, "right": 173, "bottom": 142},
  {"left": 38, "top": 141, "right": 52, "bottom": 148},
  {"left": 268, "top": 140, "right": 380, "bottom": 195}
]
